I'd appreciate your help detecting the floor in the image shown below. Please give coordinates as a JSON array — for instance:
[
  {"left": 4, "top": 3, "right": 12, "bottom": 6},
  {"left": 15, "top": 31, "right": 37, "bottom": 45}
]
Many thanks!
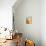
[
  {"left": 0, "top": 34, "right": 24, "bottom": 46},
  {"left": 0, "top": 39, "right": 24, "bottom": 46},
  {"left": 0, "top": 39, "right": 16, "bottom": 46}
]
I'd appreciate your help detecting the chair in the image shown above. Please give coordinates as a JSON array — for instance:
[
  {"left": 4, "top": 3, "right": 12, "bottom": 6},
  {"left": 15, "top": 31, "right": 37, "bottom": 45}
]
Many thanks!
[{"left": 25, "top": 40, "right": 35, "bottom": 46}]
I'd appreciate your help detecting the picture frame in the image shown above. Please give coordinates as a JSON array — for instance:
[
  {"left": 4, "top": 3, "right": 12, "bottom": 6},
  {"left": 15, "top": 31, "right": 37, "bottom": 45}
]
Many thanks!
[{"left": 26, "top": 16, "right": 32, "bottom": 24}]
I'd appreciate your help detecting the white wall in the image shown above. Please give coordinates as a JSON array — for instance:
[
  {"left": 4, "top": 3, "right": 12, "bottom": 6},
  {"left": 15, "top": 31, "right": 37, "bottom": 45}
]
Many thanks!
[
  {"left": 13, "top": 0, "right": 46, "bottom": 46},
  {"left": 0, "top": 0, "right": 46, "bottom": 46},
  {"left": 13, "top": 0, "right": 41, "bottom": 46},
  {"left": 41, "top": 0, "right": 46, "bottom": 46},
  {"left": 0, "top": 0, "right": 16, "bottom": 29}
]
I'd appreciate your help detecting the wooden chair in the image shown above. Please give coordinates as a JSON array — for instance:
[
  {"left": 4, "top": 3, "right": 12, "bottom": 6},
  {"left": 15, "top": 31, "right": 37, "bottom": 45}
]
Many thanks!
[
  {"left": 25, "top": 40, "right": 35, "bottom": 46},
  {"left": 15, "top": 33, "right": 23, "bottom": 46}
]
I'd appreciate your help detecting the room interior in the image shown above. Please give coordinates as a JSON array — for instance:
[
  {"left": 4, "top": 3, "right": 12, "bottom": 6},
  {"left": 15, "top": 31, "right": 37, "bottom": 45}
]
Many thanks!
[{"left": 0, "top": 0, "right": 46, "bottom": 46}]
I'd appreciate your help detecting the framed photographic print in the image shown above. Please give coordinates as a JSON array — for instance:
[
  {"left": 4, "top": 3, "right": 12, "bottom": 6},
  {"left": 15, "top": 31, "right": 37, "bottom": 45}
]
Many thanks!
[{"left": 26, "top": 16, "right": 32, "bottom": 24}]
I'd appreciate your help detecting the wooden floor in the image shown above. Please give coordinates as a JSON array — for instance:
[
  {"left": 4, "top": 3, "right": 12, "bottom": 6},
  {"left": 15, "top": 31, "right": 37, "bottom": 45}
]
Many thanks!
[
  {"left": 0, "top": 39, "right": 24, "bottom": 46},
  {"left": 0, "top": 39, "right": 16, "bottom": 46},
  {"left": 0, "top": 34, "right": 23, "bottom": 46}
]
